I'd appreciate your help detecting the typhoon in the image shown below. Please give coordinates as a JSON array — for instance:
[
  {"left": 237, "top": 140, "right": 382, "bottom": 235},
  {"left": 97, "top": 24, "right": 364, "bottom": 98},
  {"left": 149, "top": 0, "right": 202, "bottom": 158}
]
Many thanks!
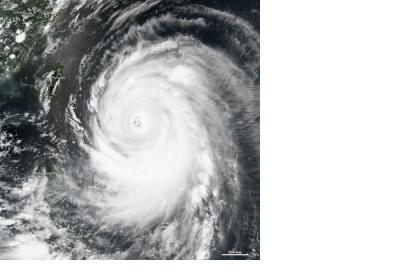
[{"left": 0, "top": 0, "right": 259, "bottom": 259}]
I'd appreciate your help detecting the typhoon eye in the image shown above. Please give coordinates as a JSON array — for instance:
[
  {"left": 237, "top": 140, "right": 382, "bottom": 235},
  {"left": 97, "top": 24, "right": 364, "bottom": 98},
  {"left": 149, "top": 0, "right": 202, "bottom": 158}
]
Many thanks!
[{"left": 133, "top": 118, "right": 143, "bottom": 128}]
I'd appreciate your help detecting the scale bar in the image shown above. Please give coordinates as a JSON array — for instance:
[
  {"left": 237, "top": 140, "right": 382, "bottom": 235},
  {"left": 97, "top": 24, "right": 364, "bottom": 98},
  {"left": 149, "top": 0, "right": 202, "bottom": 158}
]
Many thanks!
[{"left": 221, "top": 253, "right": 249, "bottom": 256}]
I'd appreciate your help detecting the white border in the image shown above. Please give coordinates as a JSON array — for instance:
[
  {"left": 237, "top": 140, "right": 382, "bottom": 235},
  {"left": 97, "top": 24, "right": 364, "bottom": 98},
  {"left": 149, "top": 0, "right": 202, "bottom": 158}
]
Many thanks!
[{"left": 270, "top": 0, "right": 410, "bottom": 279}]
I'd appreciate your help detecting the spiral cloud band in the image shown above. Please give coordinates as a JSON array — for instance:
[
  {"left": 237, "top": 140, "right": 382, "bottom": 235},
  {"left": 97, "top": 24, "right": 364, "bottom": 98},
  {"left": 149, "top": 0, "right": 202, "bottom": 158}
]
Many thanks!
[
  {"left": 0, "top": 0, "right": 259, "bottom": 259},
  {"left": 89, "top": 39, "right": 229, "bottom": 228}
]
